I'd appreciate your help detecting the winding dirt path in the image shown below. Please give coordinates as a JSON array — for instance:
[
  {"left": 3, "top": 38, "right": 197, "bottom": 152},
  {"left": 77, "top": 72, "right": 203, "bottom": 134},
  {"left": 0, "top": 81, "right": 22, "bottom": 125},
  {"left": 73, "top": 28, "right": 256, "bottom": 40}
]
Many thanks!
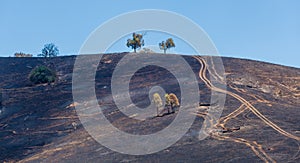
[
  {"left": 194, "top": 56, "right": 300, "bottom": 141},
  {"left": 193, "top": 56, "right": 300, "bottom": 162},
  {"left": 194, "top": 111, "right": 275, "bottom": 163}
]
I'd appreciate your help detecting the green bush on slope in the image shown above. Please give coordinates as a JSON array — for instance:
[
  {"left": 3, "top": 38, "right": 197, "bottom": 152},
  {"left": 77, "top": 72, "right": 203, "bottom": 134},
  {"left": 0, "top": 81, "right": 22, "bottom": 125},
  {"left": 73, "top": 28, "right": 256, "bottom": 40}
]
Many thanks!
[{"left": 29, "top": 66, "right": 56, "bottom": 84}]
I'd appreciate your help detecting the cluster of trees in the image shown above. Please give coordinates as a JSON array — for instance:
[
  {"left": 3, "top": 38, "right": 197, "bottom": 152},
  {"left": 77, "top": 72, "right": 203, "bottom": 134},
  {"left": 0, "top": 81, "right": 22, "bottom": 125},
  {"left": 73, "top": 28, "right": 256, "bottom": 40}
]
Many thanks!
[
  {"left": 127, "top": 32, "right": 176, "bottom": 54},
  {"left": 14, "top": 43, "right": 59, "bottom": 58},
  {"left": 10, "top": 34, "right": 180, "bottom": 118},
  {"left": 13, "top": 44, "right": 59, "bottom": 84},
  {"left": 153, "top": 93, "right": 180, "bottom": 117},
  {"left": 17, "top": 33, "right": 175, "bottom": 86},
  {"left": 17, "top": 43, "right": 59, "bottom": 85},
  {"left": 16, "top": 32, "right": 175, "bottom": 57}
]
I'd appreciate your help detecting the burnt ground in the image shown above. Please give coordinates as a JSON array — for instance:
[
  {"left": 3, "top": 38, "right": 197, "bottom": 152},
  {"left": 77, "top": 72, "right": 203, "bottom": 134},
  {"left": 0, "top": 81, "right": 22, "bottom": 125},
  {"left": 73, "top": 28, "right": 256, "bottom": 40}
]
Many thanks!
[{"left": 0, "top": 53, "right": 299, "bottom": 162}]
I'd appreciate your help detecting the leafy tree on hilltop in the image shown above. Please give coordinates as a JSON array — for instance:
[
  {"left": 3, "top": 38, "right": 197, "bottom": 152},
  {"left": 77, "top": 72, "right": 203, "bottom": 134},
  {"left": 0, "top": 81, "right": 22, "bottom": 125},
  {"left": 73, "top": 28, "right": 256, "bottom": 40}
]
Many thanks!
[
  {"left": 38, "top": 43, "right": 59, "bottom": 57},
  {"left": 159, "top": 38, "right": 175, "bottom": 54},
  {"left": 126, "top": 33, "right": 144, "bottom": 53}
]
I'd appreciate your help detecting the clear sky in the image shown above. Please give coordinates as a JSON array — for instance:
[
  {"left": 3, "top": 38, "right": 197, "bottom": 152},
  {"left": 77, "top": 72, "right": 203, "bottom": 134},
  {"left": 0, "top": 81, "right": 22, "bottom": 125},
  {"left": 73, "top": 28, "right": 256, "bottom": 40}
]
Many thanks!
[{"left": 1, "top": 0, "right": 300, "bottom": 68}]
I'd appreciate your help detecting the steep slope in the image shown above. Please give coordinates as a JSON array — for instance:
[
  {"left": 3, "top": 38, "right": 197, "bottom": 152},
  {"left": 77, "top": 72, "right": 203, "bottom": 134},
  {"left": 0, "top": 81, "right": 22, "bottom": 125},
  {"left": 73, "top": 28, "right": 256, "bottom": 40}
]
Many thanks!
[{"left": 0, "top": 53, "right": 299, "bottom": 162}]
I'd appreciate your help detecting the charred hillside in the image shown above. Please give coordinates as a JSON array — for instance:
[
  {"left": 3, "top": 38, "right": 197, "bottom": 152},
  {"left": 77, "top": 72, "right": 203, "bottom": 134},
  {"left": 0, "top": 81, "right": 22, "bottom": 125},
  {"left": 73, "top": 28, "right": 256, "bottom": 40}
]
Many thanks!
[{"left": 0, "top": 53, "right": 299, "bottom": 162}]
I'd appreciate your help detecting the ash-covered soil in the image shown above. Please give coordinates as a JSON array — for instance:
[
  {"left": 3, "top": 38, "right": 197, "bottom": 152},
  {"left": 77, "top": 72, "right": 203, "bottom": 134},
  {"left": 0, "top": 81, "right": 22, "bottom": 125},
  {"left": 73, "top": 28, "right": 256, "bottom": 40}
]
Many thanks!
[{"left": 0, "top": 53, "right": 299, "bottom": 162}]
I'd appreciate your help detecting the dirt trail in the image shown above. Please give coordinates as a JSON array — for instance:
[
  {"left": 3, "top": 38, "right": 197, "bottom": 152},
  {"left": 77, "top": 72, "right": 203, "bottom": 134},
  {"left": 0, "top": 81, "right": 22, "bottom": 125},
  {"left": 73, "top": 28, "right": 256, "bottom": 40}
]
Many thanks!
[
  {"left": 194, "top": 111, "right": 275, "bottom": 163},
  {"left": 193, "top": 56, "right": 300, "bottom": 162},
  {"left": 194, "top": 56, "right": 300, "bottom": 141},
  {"left": 217, "top": 104, "right": 247, "bottom": 130}
]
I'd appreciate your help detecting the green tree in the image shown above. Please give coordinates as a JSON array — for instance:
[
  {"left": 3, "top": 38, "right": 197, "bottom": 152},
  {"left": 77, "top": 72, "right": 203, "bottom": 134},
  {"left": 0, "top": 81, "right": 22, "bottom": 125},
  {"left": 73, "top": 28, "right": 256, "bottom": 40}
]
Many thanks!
[
  {"left": 159, "top": 38, "right": 175, "bottom": 54},
  {"left": 126, "top": 33, "right": 144, "bottom": 53},
  {"left": 38, "top": 43, "right": 59, "bottom": 57}
]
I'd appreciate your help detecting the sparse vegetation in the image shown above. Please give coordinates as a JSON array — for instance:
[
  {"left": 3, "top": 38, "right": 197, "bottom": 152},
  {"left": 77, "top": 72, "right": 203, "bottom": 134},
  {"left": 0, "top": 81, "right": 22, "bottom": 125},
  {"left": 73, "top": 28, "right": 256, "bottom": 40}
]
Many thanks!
[
  {"left": 126, "top": 33, "right": 144, "bottom": 53},
  {"left": 168, "top": 93, "right": 180, "bottom": 107},
  {"left": 153, "top": 93, "right": 163, "bottom": 116},
  {"left": 159, "top": 38, "right": 175, "bottom": 54},
  {"left": 138, "top": 48, "right": 155, "bottom": 54},
  {"left": 165, "top": 93, "right": 180, "bottom": 114},
  {"left": 38, "top": 43, "right": 59, "bottom": 57},
  {"left": 29, "top": 65, "right": 56, "bottom": 84},
  {"left": 14, "top": 52, "right": 32, "bottom": 57}
]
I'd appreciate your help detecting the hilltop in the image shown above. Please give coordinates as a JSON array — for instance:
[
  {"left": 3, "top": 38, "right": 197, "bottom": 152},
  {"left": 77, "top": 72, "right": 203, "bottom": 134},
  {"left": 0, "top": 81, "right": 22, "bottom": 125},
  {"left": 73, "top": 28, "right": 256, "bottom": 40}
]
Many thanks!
[{"left": 0, "top": 53, "right": 299, "bottom": 162}]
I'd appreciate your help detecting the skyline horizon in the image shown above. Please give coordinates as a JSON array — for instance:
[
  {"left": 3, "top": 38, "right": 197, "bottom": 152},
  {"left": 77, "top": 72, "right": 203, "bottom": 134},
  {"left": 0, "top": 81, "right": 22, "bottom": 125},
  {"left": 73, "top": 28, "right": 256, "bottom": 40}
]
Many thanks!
[
  {"left": 2, "top": 50, "right": 298, "bottom": 69},
  {"left": 1, "top": 1, "right": 299, "bottom": 68}
]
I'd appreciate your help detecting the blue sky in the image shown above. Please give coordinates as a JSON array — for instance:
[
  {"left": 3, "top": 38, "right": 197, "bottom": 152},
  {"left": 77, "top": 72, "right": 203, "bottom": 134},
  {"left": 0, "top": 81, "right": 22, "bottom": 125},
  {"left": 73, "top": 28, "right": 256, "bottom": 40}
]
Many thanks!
[{"left": 1, "top": 0, "right": 300, "bottom": 68}]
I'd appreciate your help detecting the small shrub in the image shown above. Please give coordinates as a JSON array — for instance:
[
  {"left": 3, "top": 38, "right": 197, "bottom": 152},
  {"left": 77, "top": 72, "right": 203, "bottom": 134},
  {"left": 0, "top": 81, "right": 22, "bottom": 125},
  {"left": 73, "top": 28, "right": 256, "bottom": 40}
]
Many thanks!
[
  {"left": 29, "top": 66, "right": 56, "bottom": 84},
  {"left": 14, "top": 52, "right": 32, "bottom": 57}
]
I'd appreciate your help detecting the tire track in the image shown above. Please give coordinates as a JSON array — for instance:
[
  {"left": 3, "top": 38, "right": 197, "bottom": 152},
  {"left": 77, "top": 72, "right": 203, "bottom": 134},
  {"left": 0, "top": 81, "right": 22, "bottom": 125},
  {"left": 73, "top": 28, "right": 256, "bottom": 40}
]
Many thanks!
[
  {"left": 193, "top": 56, "right": 300, "bottom": 162},
  {"left": 205, "top": 57, "right": 225, "bottom": 83},
  {"left": 194, "top": 110, "right": 275, "bottom": 163},
  {"left": 194, "top": 56, "right": 300, "bottom": 141},
  {"left": 217, "top": 104, "right": 247, "bottom": 130}
]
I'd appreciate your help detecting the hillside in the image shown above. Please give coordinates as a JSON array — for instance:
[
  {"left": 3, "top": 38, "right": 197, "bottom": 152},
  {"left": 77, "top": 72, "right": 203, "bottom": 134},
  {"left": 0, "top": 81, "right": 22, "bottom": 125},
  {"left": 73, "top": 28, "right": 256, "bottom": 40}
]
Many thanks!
[{"left": 0, "top": 53, "right": 300, "bottom": 162}]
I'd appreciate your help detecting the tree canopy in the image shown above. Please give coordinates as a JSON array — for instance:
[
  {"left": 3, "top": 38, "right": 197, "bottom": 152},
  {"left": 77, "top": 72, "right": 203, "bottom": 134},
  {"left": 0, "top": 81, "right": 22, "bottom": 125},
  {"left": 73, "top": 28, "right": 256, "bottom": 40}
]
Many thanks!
[
  {"left": 38, "top": 43, "right": 59, "bottom": 57},
  {"left": 126, "top": 33, "right": 144, "bottom": 53},
  {"left": 159, "top": 38, "right": 175, "bottom": 54}
]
